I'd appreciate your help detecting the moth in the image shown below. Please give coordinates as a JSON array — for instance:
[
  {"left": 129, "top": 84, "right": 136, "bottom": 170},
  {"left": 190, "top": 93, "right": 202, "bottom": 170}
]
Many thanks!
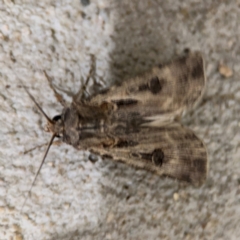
[{"left": 22, "top": 51, "right": 208, "bottom": 208}]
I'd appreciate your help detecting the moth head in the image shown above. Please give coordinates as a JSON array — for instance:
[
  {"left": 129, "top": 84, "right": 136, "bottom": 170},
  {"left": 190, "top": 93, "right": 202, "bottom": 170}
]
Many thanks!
[
  {"left": 21, "top": 83, "right": 64, "bottom": 138},
  {"left": 45, "top": 114, "right": 64, "bottom": 138}
]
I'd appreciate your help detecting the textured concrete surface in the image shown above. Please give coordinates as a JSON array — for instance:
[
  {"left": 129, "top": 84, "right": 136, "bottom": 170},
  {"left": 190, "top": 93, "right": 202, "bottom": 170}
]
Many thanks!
[{"left": 0, "top": 0, "right": 240, "bottom": 239}]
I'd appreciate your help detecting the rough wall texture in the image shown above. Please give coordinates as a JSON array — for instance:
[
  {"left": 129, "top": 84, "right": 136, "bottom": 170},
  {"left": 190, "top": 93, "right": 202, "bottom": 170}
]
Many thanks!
[{"left": 1, "top": 0, "right": 240, "bottom": 239}]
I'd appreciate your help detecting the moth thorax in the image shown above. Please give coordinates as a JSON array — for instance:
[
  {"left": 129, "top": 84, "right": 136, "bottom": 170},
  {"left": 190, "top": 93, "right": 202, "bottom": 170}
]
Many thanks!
[{"left": 79, "top": 119, "right": 106, "bottom": 133}]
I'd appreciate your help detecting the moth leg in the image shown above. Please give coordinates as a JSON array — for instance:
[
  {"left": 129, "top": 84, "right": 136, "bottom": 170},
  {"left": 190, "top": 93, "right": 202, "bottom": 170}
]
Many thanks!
[
  {"left": 73, "top": 54, "right": 96, "bottom": 102},
  {"left": 44, "top": 71, "right": 67, "bottom": 107}
]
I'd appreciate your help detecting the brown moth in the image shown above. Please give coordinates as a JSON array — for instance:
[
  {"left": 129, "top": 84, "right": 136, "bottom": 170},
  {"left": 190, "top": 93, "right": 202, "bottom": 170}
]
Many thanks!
[{"left": 22, "top": 51, "right": 207, "bottom": 209}]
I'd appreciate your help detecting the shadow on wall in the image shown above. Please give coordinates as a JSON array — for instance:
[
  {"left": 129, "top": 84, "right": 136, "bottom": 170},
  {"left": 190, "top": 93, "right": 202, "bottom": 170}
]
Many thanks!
[{"left": 108, "top": 0, "right": 178, "bottom": 84}]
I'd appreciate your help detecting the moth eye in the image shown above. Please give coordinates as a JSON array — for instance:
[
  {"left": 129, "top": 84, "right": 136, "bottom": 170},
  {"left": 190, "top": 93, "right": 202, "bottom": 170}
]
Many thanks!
[
  {"left": 148, "top": 77, "right": 162, "bottom": 94},
  {"left": 52, "top": 115, "right": 61, "bottom": 122},
  {"left": 151, "top": 149, "right": 164, "bottom": 166}
]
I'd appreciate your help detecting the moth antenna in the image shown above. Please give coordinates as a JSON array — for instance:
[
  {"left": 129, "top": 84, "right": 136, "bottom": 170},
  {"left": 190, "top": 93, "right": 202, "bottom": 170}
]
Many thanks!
[
  {"left": 21, "top": 83, "right": 54, "bottom": 124},
  {"left": 21, "top": 134, "right": 56, "bottom": 213},
  {"left": 23, "top": 142, "right": 49, "bottom": 154}
]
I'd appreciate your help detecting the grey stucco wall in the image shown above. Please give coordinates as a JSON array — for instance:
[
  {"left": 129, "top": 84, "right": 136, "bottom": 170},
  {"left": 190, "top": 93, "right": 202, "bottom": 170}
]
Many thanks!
[{"left": 1, "top": 0, "right": 240, "bottom": 239}]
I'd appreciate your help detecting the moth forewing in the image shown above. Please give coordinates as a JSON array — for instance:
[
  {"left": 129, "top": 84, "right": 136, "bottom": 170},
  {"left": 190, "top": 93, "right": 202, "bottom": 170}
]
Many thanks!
[
  {"left": 89, "top": 51, "right": 206, "bottom": 123},
  {"left": 75, "top": 123, "right": 208, "bottom": 186}
]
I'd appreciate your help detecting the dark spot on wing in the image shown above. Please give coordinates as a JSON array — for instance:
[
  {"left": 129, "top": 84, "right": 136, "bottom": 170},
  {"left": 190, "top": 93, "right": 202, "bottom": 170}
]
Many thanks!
[
  {"left": 191, "top": 60, "right": 204, "bottom": 79},
  {"left": 112, "top": 99, "right": 138, "bottom": 108},
  {"left": 116, "top": 140, "right": 138, "bottom": 148},
  {"left": 102, "top": 154, "right": 113, "bottom": 159},
  {"left": 151, "top": 149, "right": 164, "bottom": 166},
  {"left": 138, "top": 77, "right": 163, "bottom": 94},
  {"left": 149, "top": 77, "right": 162, "bottom": 94},
  {"left": 139, "top": 148, "right": 164, "bottom": 166}
]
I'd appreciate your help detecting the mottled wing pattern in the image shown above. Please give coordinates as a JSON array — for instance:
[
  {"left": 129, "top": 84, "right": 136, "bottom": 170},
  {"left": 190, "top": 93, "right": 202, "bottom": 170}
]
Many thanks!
[
  {"left": 71, "top": 52, "right": 208, "bottom": 186},
  {"left": 90, "top": 52, "right": 205, "bottom": 122},
  {"left": 76, "top": 123, "right": 207, "bottom": 186},
  {"left": 21, "top": 51, "right": 208, "bottom": 211}
]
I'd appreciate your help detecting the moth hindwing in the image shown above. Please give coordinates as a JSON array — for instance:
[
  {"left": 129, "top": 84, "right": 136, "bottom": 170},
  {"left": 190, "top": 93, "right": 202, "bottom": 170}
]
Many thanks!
[{"left": 25, "top": 52, "right": 207, "bottom": 198}]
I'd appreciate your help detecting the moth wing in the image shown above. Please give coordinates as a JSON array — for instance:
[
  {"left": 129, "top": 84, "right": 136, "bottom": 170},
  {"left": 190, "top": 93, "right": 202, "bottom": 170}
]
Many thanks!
[
  {"left": 85, "top": 123, "right": 208, "bottom": 186},
  {"left": 90, "top": 52, "right": 205, "bottom": 123}
]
